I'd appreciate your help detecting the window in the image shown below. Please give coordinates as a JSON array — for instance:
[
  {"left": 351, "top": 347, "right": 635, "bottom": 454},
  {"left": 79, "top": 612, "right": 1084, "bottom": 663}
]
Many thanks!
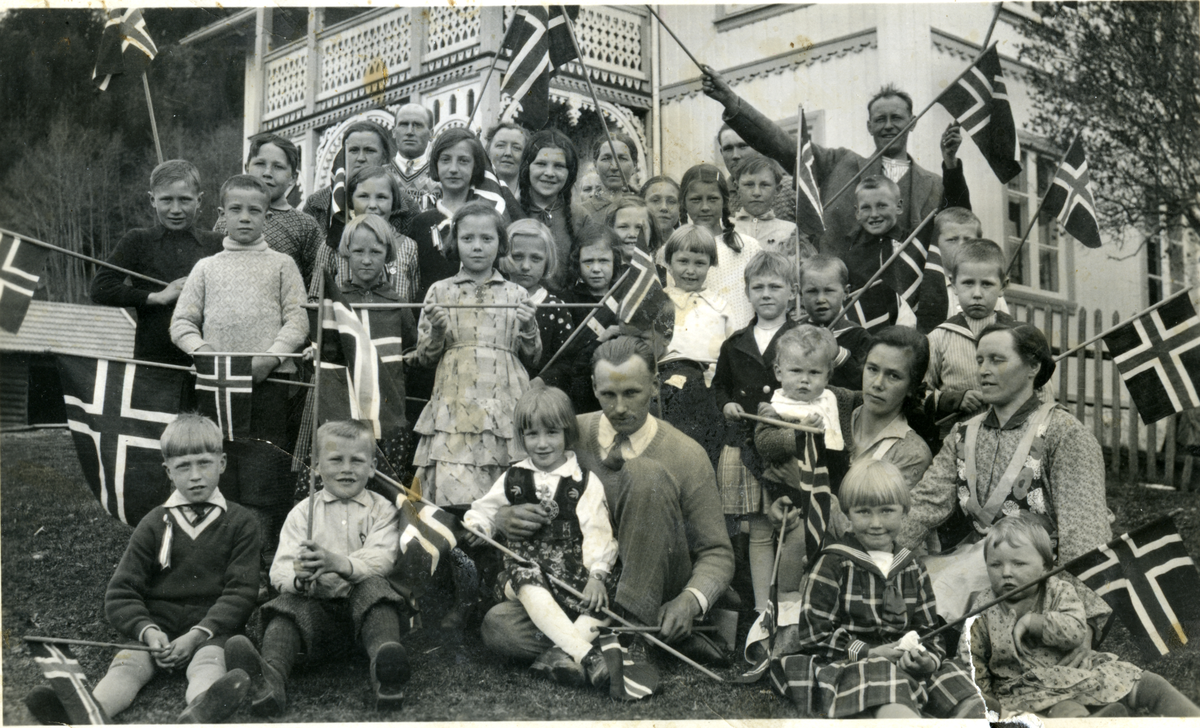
[{"left": 1006, "top": 150, "right": 1064, "bottom": 295}]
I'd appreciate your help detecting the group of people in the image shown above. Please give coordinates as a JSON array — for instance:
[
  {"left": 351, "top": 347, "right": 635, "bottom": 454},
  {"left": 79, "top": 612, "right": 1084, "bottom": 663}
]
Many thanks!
[{"left": 24, "top": 67, "right": 1200, "bottom": 724}]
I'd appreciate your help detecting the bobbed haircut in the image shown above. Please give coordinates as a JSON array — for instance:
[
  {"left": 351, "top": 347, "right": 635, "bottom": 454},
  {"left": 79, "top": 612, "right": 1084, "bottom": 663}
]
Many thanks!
[
  {"left": 733, "top": 156, "right": 785, "bottom": 186},
  {"left": 246, "top": 133, "right": 300, "bottom": 174},
  {"left": 315, "top": 419, "right": 375, "bottom": 457},
  {"left": 840, "top": 459, "right": 911, "bottom": 512},
  {"left": 219, "top": 174, "right": 270, "bottom": 207},
  {"left": 744, "top": 250, "right": 797, "bottom": 289},
  {"left": 513, "top": 383, "right": 580, "bottom": 450},
  {"left": 593, "top": 335, "right": 657, "bottom": 378},
  {"left": 160, "top": 413, "right": 223, "bottom": 459},
  {"left": 978, "top": 322, "right": 1057, "bottom": 389},
  {"left": 776, "top": 325, "right": 839, "bottom": 370},
  {"left": 347, "top": 164, "right": 403, "bottom": 215},
  {"left": 604, "top": 194, "right": 663, "bottom": 254},
  {"left": 342, "top": 120, "right": 399, "bottom": 162},
  {"left": 592, "top": 133, "right": 639, "bottom": 166},
  {"left": 446, "top": 201, "right": 509, "bottom": 268},
  {"left": 934, "top": 206, "right": 982, "bottom": 240},
  {"left": 570, "top": 219, "right": 626, "bottom": 287},
  {"left": 949, "top": 238, "right": 1007, "bottom": 281},
  {"left": 484, "top": 122, "right": 529, "bottom": 147},
  {"left": 867, "top": 83, "right": 914, "bottom": 116},
  {"left": 867, "top": 325, "right": 930, "bottom": 400},
  {"left": 854, "top": 174, "right": 901, "bottom": 201},
  {"left": 502, "top": 218, "right": 559, "bottom": 286},
  {"left": 639, "top": 175, "right": 680, "bottom": 197},
  {"left": 664, "top": 223, "right": 718, "bottom": 265},
  {"left": 429, "top": 127, "right": 488, "bottom": 189},
  {"left": 339, "top": 213, "right": 397, "bottom": 265},
  {"left": 801, "top": 254, "right": 850, "bottom": 286},
  {"left": 983, "top": 512, "right": 1055, "bottom": 568},
  {"left": 679, "top": 163, "right": 744, "bottom": 253},
  {"left": 149, "top": 159, "right": 202, "bottom": 194}
]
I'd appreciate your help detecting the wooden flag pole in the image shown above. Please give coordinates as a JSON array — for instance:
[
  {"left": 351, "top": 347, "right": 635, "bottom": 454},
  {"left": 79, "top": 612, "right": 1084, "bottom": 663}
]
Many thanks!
[
  {"left": 372, "top": 469, "right": 725, "bottom": 682},
  {"left": 560, "top": 7, "right": 632, "bottom": 193},
  {"left": 1053, "top": 285, "right": 1198, "bottom": 363},
  {"left": 301, "top": 302, "right": 600, "bottom": 310},
  {"left": 535, "top": 266, "right": 633, "bottom": 377},
  {"left": 306, "top": 276, "right": 327, "bottom": 542},
  {"left": 980, "top": 2, "right": 1004, "bottom": 51},
  {"left": 2, "top": 228, "right": 169, "bottom": 286},
  {"left": 795, "top": 102, "right": 806, "bottom": 315},
  {"left": 142, "top": 73, "right": 164, "bottom": 166},
  {"left": 826, "top": 208, "right": 938, "bottom": 329},
  {"left": 37, "top": 350, "right": 311, "bottom": 389},
  {"left": 643, "top": 5, "right": 704, "bottom": 71},
  {"left": 736, "top": 412, "right": 824, "bottom": 435},
  {"left": 1005, "top": 132, "right": 1077, "bottom": 280},
  {"left": 24, "top": 636, "right": 157, "bottom": 653}
]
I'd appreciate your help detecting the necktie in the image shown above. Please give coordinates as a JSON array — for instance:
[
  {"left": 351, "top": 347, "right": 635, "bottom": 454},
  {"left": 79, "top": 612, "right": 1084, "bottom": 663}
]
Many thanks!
[
  {"left": 187, "top": 504, "right": 212, "bottom": 525},
  {"left": 406, "top": 159, "right": 415, "bottom": 176},
  {"left": 603, "top": 434, "right": 630, "bottom": 470}
]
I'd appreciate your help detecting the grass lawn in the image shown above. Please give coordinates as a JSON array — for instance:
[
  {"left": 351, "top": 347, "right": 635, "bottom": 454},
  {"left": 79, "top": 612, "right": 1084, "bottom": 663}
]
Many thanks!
[{"left": 3, "top": 428, "right": 1199, "bottom": 723}]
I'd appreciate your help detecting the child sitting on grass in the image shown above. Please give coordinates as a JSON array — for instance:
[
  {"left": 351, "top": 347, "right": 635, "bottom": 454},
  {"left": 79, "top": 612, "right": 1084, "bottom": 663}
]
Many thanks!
[
  {"left": 774, "top": 459, "right": 985, "bottom": 719},
  {"left": 968, "top": 514, "right": 1200, "bottom": 719},
  {"left": 464, "top": 385, "right": 616, "bottom": 689},
  {"left": 225, "top": 420, "right": 412, "bottom": 716},
  {"left": 796, "top": 255, "right": 873, "bottom": 390},
  {"left": 24, "top": 414, "right": 260, "bottom": 724}
]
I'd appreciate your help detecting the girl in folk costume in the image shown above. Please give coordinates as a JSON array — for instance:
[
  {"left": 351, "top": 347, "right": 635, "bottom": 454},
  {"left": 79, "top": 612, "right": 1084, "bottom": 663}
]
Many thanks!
[
  {"left": 968, "top": 514, "right": 1200, "bottom": 718},
  {"left": 516, "top": 129, "right": 579, "bottom": 291},
  {"left": 464, "top": 385, "right": 616, "bottom": 689},
  {"left": 773, "top": 459, "right": 985, "bottom": 720}
]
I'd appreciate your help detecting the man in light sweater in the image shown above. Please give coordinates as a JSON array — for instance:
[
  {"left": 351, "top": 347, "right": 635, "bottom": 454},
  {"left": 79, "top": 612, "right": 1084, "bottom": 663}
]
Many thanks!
[{"left": 481, "top": 337, "right": 735, "bottom": 664}]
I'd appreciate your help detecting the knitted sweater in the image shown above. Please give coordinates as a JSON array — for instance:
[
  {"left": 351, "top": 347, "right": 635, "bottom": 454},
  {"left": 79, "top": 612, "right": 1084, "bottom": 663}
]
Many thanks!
[
  {"left": 106, "top": 500, "right": 260, "bottom": 641},
  {"left": 169, "top": 240, "right": 308, "bottom": 374},
  {"left": 215, "top": 206, "right": 324, "bottom": 290},
  {"left": 574, "top": 412, "right": 733, "bottom": 609}
]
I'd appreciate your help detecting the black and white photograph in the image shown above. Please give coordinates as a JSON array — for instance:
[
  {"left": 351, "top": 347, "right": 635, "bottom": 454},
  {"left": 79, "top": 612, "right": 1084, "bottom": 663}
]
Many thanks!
[{"left": 2, "top": 1, "right": 1200, "bottom": 723}]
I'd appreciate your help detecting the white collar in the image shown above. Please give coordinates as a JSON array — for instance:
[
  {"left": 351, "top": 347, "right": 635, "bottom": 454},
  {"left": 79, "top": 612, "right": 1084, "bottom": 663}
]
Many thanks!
[
  {"left": 512, "top": 452, "right": 583, "bottom": 480},
  {"left": 397, "top": 149, "right": 430, "bottom": 172},
  {"left": 529, "top": 286, "right": 549, "bottom": 305},
  {"left": 223, "top": 237, "right": 267, "bottom": 251},
  {"left": 666, "top": 285, "right": 726, "bottom": 310},
  {"left": 164, "top": 488, "right": 228, "bottom": 512},
  {"left": 734, "top": 207, "right": 776, "bottom": 223},
  {"left": 598, "top": 414, "right": 658, "bottom": 458},
  {"left": 317, "top": 486, "right": 375, "bottom": 506}
]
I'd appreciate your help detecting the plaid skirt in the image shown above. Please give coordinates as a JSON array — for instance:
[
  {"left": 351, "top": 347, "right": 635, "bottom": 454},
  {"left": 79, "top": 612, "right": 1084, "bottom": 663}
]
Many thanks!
[
  {"left": 771, "top": 651, "right": 982, "bottom": 718},
  {"left": 717, "top": 445, "right": 766, "bottom": 515},
  {"left": 259, "top": 576, "right": 407, "bottom": 664}
]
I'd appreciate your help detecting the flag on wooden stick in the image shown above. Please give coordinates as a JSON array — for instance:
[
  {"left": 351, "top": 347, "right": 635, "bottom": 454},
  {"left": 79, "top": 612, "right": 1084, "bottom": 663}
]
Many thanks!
[
  {"left": 0, "top": 231, "right": 51, "bottom": 333},
  {"left": 92, "top": 8, "right": 158, "bottom": 91},
  {"left": 24, "top": 640, "right": 109, "bottom": 724},
  {"left": 499, "top": 6, "right": 580, "bottom": 130},
  {"left": 936, "top": 45, "right": 1021, "bottom": 183},
  {"left": 597, "top": 632, "right": 661, "bottom": 700},
  {"left": 1102, "top": 290, "right": 1200, "bottom": 424},
  {"left": 794, "top": 108, "right": 825, "bottom": 241},
  {"left": 1042, "top": 136, "right": 1103, "bottom": 249},
  {"left": 1066, "top": 517, "right": 1200, "bottom": 660},
  {"left": 193, "top": 354, "right": 254, "bottom": 440}
]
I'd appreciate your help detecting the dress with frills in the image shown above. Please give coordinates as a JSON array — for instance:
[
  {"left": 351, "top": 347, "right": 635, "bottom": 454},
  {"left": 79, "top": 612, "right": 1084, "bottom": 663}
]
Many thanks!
[{"left": 413, "top": 269, "right": 541, "bottom": 506}]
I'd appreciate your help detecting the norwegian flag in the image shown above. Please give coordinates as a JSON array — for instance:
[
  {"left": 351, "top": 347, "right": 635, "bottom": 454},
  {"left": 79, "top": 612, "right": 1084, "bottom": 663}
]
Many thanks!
[
  {"left": 498, "top": 6, "right": 580, "bottom": 130},
  {"left": 936, "top": 45, "right": 1022, "bottom": 184},
  {"left": 1066, "top": 517, "right": 1200, "bottom": 660},
  {"left": 0, "top": 231, "right": 50, "bottom": 333},
  {"left": 1102, "top": 289, "right": 1200, "bottom": 424},
  {"left": 57, "top": 355, "right": 182, "bottom": 526},
  {"left": 794, "top": 107, "right": 825, "bottom": 241},
  {"left": 24, "top": 641, "right": 109, "bottom": 724},
  {"left": 92, "top": 8, "right": 158, "bottom": 92},
  {"left": 842, "top": 292, "right": 894, "bottom": 333},
  {"left": 193, "top": 354, "right": 253, "bottom": 440},
  {"left": 596, "top": 632, "right": 661, "bottom": 701},
  {"left": 1042, "top": 136, "right": 1103, "bottom": 249},
  {"left": 392, "top": 495, "right": 458, "bottom": 578},
  {"left": 785, "top": 432, "right": 834, "bottom": 560},
  {"left": 328, "top": 144, "right": 347, "bottom": 228}
]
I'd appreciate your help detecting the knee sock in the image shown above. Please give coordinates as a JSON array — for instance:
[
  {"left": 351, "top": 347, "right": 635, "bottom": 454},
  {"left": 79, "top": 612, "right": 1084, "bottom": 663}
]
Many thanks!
[
  {"left": 572, "top": 614, "right": 610, "bottom": 646},
  {"left": 747, "top": 515, "right": 775, "bottom": 613},
  {"left": 360, "top": 604, "right": 402, "bottom": 659},
  {"left": 184, "top": 645, "right": 226, "bottom": 704},
  {"left": 518, "top": 585, "right": 593, "bottom": 662},
  {"left": 261, "top": 618, "right": 302, "bottom": 682},
  {"left": 776, "top": 532, "right": 807, "bottom": 595},
  {"left": 1126, "top": 671, "right": 1200, "bottom": 716},
  {"left": 92, "top": 648, "right": 155, "bottom": 717}
]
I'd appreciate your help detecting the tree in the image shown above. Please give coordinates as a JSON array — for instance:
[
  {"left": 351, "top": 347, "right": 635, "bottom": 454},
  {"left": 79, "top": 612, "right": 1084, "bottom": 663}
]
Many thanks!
[{"left": 1018, "top": 2, "right": 1200, "bottom": 239}]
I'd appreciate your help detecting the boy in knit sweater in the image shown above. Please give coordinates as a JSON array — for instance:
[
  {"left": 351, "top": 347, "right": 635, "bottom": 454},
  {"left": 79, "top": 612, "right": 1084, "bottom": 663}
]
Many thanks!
[
  {"left": 23, "top": 415, "right": 260, "bottom": 724},
  {"left": 170, "top": 174, "right": 308, "bottom": 595}
]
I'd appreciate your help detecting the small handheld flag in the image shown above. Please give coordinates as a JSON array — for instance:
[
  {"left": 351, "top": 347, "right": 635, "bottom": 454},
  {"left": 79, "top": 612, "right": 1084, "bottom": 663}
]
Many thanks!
[
  {"left": 936, "top": 45, "right": 1022, "bottom": 184},
  {"left": 597, "top": 632, "right": 661, "bottom": 700},
  {"left": 1066, "top": 517, "right": 1200, "bottom": 660},
  {"left": 0, "top": 231, "right": 51, "bottom": 333},
  {"left": 92, "top": 8, "right": 158, "bottom": 92},
  {"left": 193, "top": 354, "right": 254, "bottom": 440},
  {"left": 1102, "top": 289, "right": 1200, "bottom": 424},
  {"left": 794, "top": 108, "right": 825, "bottom": 241},
  {"left": 498, "top": 6, "right": 580, "bottom": 130},
  {"left": 24, "top": 640, "right": 109, "bottom": 724},
  {"left": 1042, "top": 136, "right": 1103, "bottom": 249}
]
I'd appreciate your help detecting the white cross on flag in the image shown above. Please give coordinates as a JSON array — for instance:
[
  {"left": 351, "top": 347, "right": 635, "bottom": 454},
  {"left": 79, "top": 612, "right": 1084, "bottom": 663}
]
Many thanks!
[
  {"left": 794, "top": 107, "right": 825, "bottom": 241},
  {"left": 1102, "top": 289, "right": 1200, "bottom": 424},
  {"left": 57, "top": 355, "right": 183, "bottom": 525},
  {"left": 0, "top": 231, "right": 50, "bottom": 333},
  {"left": 936, "top": 45, "right": 1022, "bottom": 184},
  {"left": 25, "top": 641, "right": 109, "bottom": 724},
  {"left": 92, "top": 8, "right": 158, "bottom": 92},
  {"left": 193, "top": 354, "right": 253, "bottom": 439},
  {"left": 1067, "top": 517, "right": 1200, "bottom": 660},
  {"left": 1042, "top": 136, "right": 1103, "bottom": 249}
]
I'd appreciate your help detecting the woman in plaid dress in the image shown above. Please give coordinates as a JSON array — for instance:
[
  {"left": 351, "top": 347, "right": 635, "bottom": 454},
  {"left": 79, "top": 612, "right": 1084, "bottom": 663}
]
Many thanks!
[{"left": 772, "top": 460, "right": 984, "bottom": 719}]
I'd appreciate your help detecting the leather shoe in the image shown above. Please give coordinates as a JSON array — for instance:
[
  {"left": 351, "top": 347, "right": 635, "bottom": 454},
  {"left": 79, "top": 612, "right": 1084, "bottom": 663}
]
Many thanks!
[
  {"left": 24, "top": 686, "right": 71, "bottom": 725},
  {"left": 224, "top": 635, "right": 286, "bottom": 717},
  {"left": 581, "top": 646, "right": 609, "bottom": 688},
  {"left": 371, "top": 642, "right": 411, "bottom": 711},
  {"left": 674, "top": 632, "right": 731, "bottom": 666},
  {"left": 530, "top": 646, "right": 584, "bottom": 687},
  {"left": 179, "top": 668, "right": 249, "bottom": 723}
]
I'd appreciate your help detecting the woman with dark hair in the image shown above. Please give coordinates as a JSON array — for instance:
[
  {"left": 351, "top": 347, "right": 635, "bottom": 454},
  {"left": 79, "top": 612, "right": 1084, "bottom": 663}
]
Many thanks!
[
  {"left": 575, "top": 133, "right": 640, "bottom": 222},
  {"left": 517, "top": 129, "right": 578, "bottom": 289},
  {"left": 898, "top": 322, "right": 1112, "bottom": 624}
]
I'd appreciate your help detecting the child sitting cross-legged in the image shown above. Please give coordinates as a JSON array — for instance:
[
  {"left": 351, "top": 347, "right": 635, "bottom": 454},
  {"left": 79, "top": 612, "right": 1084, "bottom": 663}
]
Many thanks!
[
  {"left": 225, "top": 420, "right": 413, "bottom": 716},
  {"left": 774, "top": 459, "right": 985, "bottom": 719},
  {"left": 24, "top": 414, "right": 260, "bottom": 724},
  {"left": 968, "top": 513, "right": 1200, "bottom": 719},
  {"left": 463, "top": 384, "right": 616, "bottom": 689}
]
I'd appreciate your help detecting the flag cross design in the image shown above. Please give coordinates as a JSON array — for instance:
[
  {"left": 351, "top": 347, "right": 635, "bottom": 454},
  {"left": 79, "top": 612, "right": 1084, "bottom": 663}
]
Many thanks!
[
  {"left": 794, "top": 108, "right": 825, "bottom": 240},
  {"left": 597, "top": 633, "right": 660, "bottom": 700},
  {"left": 58, "top": 356, "right": 180, "bottom": 525},
  {"left": 937, "top": 45, "right": 1022, "bottom": 184},
  {"left": 193, "top": 354, "right": 254, "bottom": 440},
  {"left": 1103, "top": 292, "right": 1200, "bottom": 424},
  {"left": 498, "top": 6, "right": 578, "bottom": 130},
  {"left": 396, "top": 498, "right": 458, "bottom": 575},
  {"left": 93, "top": 8, "right": 158, "bottom": 92},
  {"left": 323, "top": 298, "right": 384, "bottom": 435},
  {"left": 26, "top": 642, "right": 109, "bottom": 725},
  {"left": 501, "top": 8, "right": 553, "bottom": 102},
  {"left": 1042, "top": 137, "right": 1103, "bottom": 249},
  {"left": 0, "top": 232, "right": 50, "bottom": 333},
  {"left": 1067, "top": 518, "right": 1200, "bottom": 659}
]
